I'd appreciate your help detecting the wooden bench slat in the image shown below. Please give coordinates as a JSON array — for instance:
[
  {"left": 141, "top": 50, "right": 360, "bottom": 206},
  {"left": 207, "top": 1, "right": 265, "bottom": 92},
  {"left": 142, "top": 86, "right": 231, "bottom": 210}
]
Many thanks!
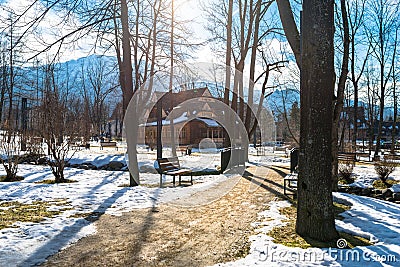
[
  {"left": 338, "top": 153, "right": 357, "bottom": 163},
  {"left": 100, "top": 141, "right": 118, "bottom": 151},
  {"left": 165, "top": 169, "right": 192, "bottom": 175}
]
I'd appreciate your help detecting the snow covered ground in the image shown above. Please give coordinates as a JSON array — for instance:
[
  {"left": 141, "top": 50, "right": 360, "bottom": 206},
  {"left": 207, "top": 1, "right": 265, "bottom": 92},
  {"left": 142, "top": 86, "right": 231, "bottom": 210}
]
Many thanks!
[
  {"left": 213, "top": 193, "right": 400, "bottom": 266},
  {"left": 347, "top": 164, "right": 400, "bottom": 192},
  {"left": 0, "top": 148, "right": 399, "bottom": 266},
  {"left": 214, "top": 164, "right": 400, "bottom": 267},
  {"left": 0, "top": 167, "right": 231, "bottom": 266}
]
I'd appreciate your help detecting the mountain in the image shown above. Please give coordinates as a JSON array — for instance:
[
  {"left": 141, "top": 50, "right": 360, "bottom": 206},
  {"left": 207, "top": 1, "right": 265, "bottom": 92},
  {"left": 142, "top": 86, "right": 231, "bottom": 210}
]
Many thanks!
[
  {"left": 10, "top": 55, "right": 396, "bottom": 122},
  {"left": 12, "top": 54, "right": 119, "bottom": 104}
]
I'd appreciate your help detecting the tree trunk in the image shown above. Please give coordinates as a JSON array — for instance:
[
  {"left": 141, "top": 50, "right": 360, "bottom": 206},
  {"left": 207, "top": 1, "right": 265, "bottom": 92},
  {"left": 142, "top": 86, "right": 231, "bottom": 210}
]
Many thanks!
[
  {"left": 169, "top": 0, "right": 176, "bottom": 157},
  {"left": 332, "top": 0, "right": 350, "bottom": 191},
  {"left": 224, "top": 0, "right": 233, "bottom": 106},
  {"left": 223, "top": 0, "right": 233, "bottom": 149},
  {"left": 120, "top": 0, "right": 138, "bottom": 186},
  {"left": 296, "top": 0, "right": 339, "bottom": 241},
  {"left": 390, "top": 30, "right": 398, "bottom": 154},
  {"left": 245, "top": 0, "right": 261, "bottom": 134},
  {"left": 276, "top": 0, "right": 301, "bottom": 69}
]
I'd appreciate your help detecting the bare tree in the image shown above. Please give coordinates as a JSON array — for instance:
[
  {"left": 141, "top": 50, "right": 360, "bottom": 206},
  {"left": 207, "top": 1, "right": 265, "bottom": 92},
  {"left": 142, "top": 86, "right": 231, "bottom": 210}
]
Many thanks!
[
  {"left": 390, "top": 28, "right": 399, "bottom": 154},
  {"left": 0, "top": 129, "right": 21, "bottom": 182},
  {"left": 331, "top": 0, "right": 350, "bottom": 191},
  {"left": 81, "top": 56, "right": 118, "bottom": 136},
  {"left": 364, "top": 62, "right": 380, "bottom": 155},
  {"left": 224, "top": 0, "right": 233, "bottom": 107},
  {"left": 365, "top": 0, "right": 399, "bottom": 157},
  {"left": 347, "top": 0, "right": 369, "bottom": 152},
  {"left": 38, "top": 63, "right": 77, "bottom": 183}
]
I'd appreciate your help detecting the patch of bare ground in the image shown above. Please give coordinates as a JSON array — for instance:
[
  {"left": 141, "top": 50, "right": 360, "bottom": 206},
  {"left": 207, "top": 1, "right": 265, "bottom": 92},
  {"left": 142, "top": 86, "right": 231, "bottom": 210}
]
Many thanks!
[{"left": 41, "top": 164, "right": 288, "bottom": 267}]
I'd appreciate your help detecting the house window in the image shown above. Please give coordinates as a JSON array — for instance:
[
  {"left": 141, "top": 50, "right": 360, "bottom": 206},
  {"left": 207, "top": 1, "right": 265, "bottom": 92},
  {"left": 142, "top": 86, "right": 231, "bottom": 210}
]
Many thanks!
[{"left": 180, "top": 128, "right": 187, "bottom": 139}]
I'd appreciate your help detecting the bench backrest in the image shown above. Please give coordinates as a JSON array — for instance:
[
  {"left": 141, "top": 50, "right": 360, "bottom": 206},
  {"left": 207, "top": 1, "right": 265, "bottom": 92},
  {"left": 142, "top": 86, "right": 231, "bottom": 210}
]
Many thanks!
[
  {"left": 338, "top": 153, "right": 356, "bottom": 162},
  {"left": 157, "top": 157, "right": 181, "bottom": 172},
  {"left": 384, "top": 154, "right": 400, "bottom": 161},
  {"left": 101, "top": 141, "right": 117, "bottom": 146}
]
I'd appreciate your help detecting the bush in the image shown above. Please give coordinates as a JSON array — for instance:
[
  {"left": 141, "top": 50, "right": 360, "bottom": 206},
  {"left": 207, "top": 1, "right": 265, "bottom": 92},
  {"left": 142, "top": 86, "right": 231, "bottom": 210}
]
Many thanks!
[
  {"left": 338, "top": 161, "right": 355, "bottom": 184},
  {"left": 374, "top": 159, "right": 397, "bottom": 186},
  {"left": 372, "top": 179, "right": 399, "bottom": 189}
]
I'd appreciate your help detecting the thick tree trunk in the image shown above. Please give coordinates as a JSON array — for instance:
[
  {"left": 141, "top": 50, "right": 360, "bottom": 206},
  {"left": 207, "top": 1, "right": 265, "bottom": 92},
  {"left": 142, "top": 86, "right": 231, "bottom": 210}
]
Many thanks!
[{"left": 296, "top": 0, "right": 339, "bottom": 242}]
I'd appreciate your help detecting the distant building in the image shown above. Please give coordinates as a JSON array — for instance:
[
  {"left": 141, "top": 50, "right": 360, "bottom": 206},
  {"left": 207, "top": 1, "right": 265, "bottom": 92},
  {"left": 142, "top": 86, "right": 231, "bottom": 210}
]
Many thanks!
[
  {"left": 339, "top": 106, "right": 369, "bottom": 143},
  {"left": 140, "top": 87, "right": 226, "bottom": 148},
  {"left": 337, "top": 106, "right": 400, "bottom": 152},
  {"left": 374, "top": 119, "right": 400, "bottom": 142}
]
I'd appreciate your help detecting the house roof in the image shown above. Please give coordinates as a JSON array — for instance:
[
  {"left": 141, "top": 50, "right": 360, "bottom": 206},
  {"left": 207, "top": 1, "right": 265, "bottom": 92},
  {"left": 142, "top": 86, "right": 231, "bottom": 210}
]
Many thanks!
[
  {"left": 159, "top": 87, "right": 211, "bottom": 110},
  {"left": 149, "top": 87, "right": 213, "bottom": 119},
  {"left": 142, "top": 116, "right": 221, "bottom": 129},
  {"left": 196, "top": 118, "right": 220, "bottom": 127}
]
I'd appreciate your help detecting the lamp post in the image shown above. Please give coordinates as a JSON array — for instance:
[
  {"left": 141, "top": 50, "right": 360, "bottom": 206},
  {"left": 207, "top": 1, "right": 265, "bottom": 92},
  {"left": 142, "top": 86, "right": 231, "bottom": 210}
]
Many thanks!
[{"left": 156, "top": 97, "right": 162, "bottom": 159}]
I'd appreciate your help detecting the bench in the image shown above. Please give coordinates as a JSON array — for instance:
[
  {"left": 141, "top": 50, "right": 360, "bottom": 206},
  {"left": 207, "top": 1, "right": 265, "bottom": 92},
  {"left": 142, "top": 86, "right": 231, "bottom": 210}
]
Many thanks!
[
  {"left": 177, "top": 146, "right": 188, "bottom": 156},
  {"left": 100, "top": 141, "right": 117, "bottom": 150},
  {"left": 283, "top": 152, "right": 356, "bottom": 197},
  {"left": 274, "top": 145, "right": 291, "bottom": 157},
  {"left": 157, "top": 156, "right": 193, "bottom": 187},
  {"left": 356, "top": 152, "right": 371, "bottom": 162},
  {"left": 384, "top": 154, "right": 400, "bottom": 161},
  {"left": 338, "top": 152, "right": 357, "bottom": 163},
  {"left": 256, "top": 146, "right": 265, "bottom": 156},
  {"left": 71, "top": 142, "right": 90, "bottom": 150},
  {"left": 283, "top": 173, "right": 297, "bottom": 197}
]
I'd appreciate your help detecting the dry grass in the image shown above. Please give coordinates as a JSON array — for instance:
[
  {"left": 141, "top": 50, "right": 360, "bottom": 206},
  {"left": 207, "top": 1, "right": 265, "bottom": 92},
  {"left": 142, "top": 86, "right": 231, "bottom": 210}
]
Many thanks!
[
  {"left": 0, "top": 199, "right": 72, "bottom": 230},
  {"left": 373, "top": 179, "right": 400, "bottom": 189},
  {"left": 0, "top": 175, "right": 24, "bottom": 182},
  {"left": 34, "top": 179, "right": 77, "bottom": 184},
  {"left": 268, "top": 202, "right": 371, "bottom": 249}
]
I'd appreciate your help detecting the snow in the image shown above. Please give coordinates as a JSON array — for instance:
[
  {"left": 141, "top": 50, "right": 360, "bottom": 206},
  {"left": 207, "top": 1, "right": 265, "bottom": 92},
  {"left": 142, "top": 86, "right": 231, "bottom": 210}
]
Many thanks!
[
  {"left": 141, "top": 112, "right": 189, "bottom": 126},
  {"left": 390, "top": 184, "right": 400, "bottom": 193},
  {"left": 345, "top": 165, "right": 400, "bottom": 189},
  {"left": 196, "top": 117, "right": 220, "bottom": 127},
  {"left": 213, "top": 163, "right": 400, "bottom": 267},
  {"left": 0, "top": 149, "right": 234, "bottom": 266},
  {"left": 1, "top": 148, "right": 400, "bottom": 266},
  {"left": 214, "top": 194, "right": 400, "bottom": 266}
]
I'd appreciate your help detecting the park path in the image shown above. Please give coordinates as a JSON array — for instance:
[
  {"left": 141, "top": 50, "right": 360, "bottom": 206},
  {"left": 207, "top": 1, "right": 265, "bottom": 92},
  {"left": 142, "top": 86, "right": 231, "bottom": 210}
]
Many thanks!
[{"left": 41, "top": 164, "right": 289, "bottom": 267}]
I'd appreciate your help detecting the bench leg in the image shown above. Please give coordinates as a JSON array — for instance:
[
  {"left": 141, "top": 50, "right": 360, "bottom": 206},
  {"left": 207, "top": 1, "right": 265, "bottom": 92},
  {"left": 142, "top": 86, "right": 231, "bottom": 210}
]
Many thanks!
[
  {"left": 284, "top": 179, "right": 288, "bottom": 195},
  {"left": 179, "top": 175, "right": 181, "bottom": 186},
  {"left": 191, "top": 174, "right": 193, "bottom": 185},
  {"left": 173, "top": 175, "right": 176, "bottom": 187},
  {"left": 160, "top": 174, "right": 163, "bottom": 188}
]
